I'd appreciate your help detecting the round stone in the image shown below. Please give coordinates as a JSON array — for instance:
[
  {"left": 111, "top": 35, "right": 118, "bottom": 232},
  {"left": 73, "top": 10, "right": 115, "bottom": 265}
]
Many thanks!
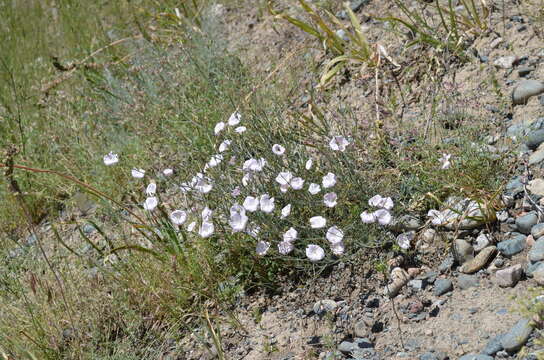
[{"left": 512, "top": 79, "right": 544, "bottom": 105}]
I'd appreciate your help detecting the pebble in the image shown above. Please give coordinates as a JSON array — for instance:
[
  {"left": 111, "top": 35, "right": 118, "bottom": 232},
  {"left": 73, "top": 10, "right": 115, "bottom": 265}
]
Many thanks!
[
  {"left": 493, "top": 56, "right": 517, "bottom": 69},
  {"left": 500, "top": 318, "right": 533, "bottom": 353},
  {"left": 353, "top": 320, "right": 369, "bottom": 338},
  {"left": 526, "top": 261, "right": 544, "bottom": 277},
  {"left": 531, "top": 223, "right": 544, "bottom": 239},
  {"left": 512, "top": 80, "right": 544, "bottom": 105},
  {"left": 391, "top": 214, "right": 422, "bottom": 232},
  {"left": 460, "top": 246, "right": 497, "bottom": 274},
  {"left": 533, "top": 266, "right": 544, "bottom": 285},
  {"left": 482, "top": 334, "right": 504, "bottom": 355},
  {"left": 497, "top": 233, "right": 526, "bottom": 256},
  {"left": 474, "top": 233, "right": 491, "bottom": 252},
  {"left": 528, "top": 178, "right": 544, "bottom": 196},
  {"left": 495, "top": 264, "right": 523, "bottom": 287},
  {"left": 313, "top": 300, "right": 337, "bottom": 315},
  {"left": 408, "top": 279, "right": 426, "bottom": 290},
  {"left": 457, "top": 274, "right": 479, "bottom": 289},
  {"left": 515, "top": 211, "right": 538, "bottom": 234},
  {"left": 529, "top": 237, "right": 544, "bottom": 262},
  {"left": 438, "top": 255, "right": 455, "bottom": 273},
  {"left": 337, "top": 338, "right": 373, "bottom": 353},
  {"left": 453, "top": 239, "right": 475, "bottom": 264},
  {"left": 518, "top": 67, "right": 535, "bottom": 77},
  {"left": 458, "top": 355, "right": 494, "bottom": 360},
  {"left": 433, "top": 278, "right": 453, "bottom": 296}
]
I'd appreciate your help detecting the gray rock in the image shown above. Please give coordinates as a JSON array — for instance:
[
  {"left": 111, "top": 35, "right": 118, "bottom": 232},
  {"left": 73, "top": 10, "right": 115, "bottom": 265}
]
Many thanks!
[
  {"left": 529, "top": 147, "right": 544, "bottom": 165},
  {"left": 474, "top": 233, "right": 491, "bottom": 252},
  {"left": 518, "top": 67, "right": 535, "bottom": 77},
  {"left": 419, "top": 352, "right": 447, "bottom": 360},
  {"left": 512, "top": 80, "right": 544, "bottom": 105},
  {"left": 438, "top": 255, "right": 455, "bottom": 273},
  {"left": 338, "top": 338, "right": 373, "bottom": 353},
  {"left": 495, "top": 264, "right": 523, "bottom": 287},
  {"left": 482, "top": 334, "right": 504, "bottom": 355},
  {"left": 459, "top": 355, "right": 494, "bottom": 360},
  {"left": 82, "top": 224, "right": 96, "bottom": 235},
  {"left": 313, "top": 300, "right": 338, "bottom": 315},
  {"left": 526, "top": 261, "right": 544, "bottom": 277},
  {"left": 494, "top": 56, "right": 517, "bottom": 69},
  {"left": 534, "top": 266, "right": 544, "bottom": 285},
  {"left": 457, "top": 274, "right": 480, "bottom": 289},
  {"left": 353, "top": 320, "right": 368, "bottom": 338},
  {"left": 408, "top": 279, "right": 426, "bottom": 290},
  {"left": 516, "top": 212, "right": 538, "bottom": 234},
  {"left": 529, "top": 237, "right": 544, "bottom": 262},
  {"left": 531, "top": 223, "right": 544, "bottom": 238},
  {"left": 528, "top": 178, "right": 544, "bottom": 196},
  {"left": 433, "top": 278, "right": 453, "bottom": 296},
  {"left": 390, "top": 214, "right": 422, "bottom": 232},
  {"left": 453, "top": 239, "right": 475, "bottom": 264},
  {"left": 506, "top": 177, "right": 524, "bottom": 195},
  {"left": 500, "top": 318, "right": 533, "bottom": 353},
  {"left": 527, "top": 129, "right": 544, "bottom": 150},
  {"left": 497, "top": 233, "right": 526, "bottom": 256}
]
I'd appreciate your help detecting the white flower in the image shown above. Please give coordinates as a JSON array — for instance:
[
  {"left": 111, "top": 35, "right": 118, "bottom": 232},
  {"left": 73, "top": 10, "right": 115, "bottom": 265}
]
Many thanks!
[
  {"left": 329, "top": 136, "right": 350, "bottom": 152},
  {"left": 322, "top": 172, "right": 337, "bottom": 188},
  {"left": 360, "top": 211, "right": 376, "bottom": 224},
  {"left": 201, "top": 207, "right": 213, "bottom": 221},
  {"left": 275, "top": 171, "right": 293, "bottom": 186},
  {"left": 243, "top": 158, "right": 266, "bottom": 172},
  {"left": 272, "top": 144, "right": 285, "bottom": 155},
  {"left": 439, "top": 153, "right": 452, "bottom": 169},
  {"left": 260, "top": 194, "right": 275, "bottom": 213},
  {"left": 219, "top": 139, "right": 231, "bottom": 152},
  {"left": 290, "top": 177, "right": 305, "bottom": 190},
  {"left": 163, "top": 168, "right": 173, "bottom": 176},
  {"left": 306, "top": 244, "right": 325, "bottom": 261},
  {"left": 281, "top": 204, "right": 291, "bottom": 219},
  {"left": 278, "top": 241, "right": 294, "bottom": 255},
  {"left": 305, "top": 159, "right": 313, "bottom": 170},
  {"left": 207, "top": 154, "right": 223, "bottom": 168},
  {"left": 310, "top": 216, "right": 327, "bottom": 229},
  {"left": 374, "top": 209, "right": 392, "bottom": 225},
  {"left": 231, "top": 186, "right": 241, "bottom": 197},
  {"left": 103, "top": 152, "right": 119, "bottom": 165},
  {"left": 283, "top": 227, "right": 298, "bottom": 242},
  {"left": 280, "top": 184, "right": 289, "bottom": 193},
  {"left": 143, "top": 197, "right": 158, "bottom": 211},
  {"left": 323, "top": 192, "right": 338, "bottom": 208},
  {"left": 330, "top": 242, "right": 345, "bottom": 256},
  {"left": 326, "top": 226, "right": 344, "bottom": 244},
  {"left": 187, "top": 221, "right": 196, "bottom": 232},
  {"left": 368, "top": 195, "right": 393, "bottom": 210},
  {"left": 235, "top": 126, "right": 246, "bottom": 133},
  {"left": 229, "top": 204, "right": 248, "bottom": 232},
  {"left": 170, "top": 210, "right": 187, "bottom": 225},
  {"left": 132, "top": 168, "right": 145, "bottom": 178},
  {"left": 256, "top": 240, "right": 270, "bottom": 256},
  {"left": 427, "top": 209, "right": 447, "bottom": 226},
  {"left": 308, "top": 183, "right": 321, "bottom": 195},
  {"left": 214, "top": 121, "right": 225, "bottom": 135},
  {"left": 396, "top": 231, "right": 414, "bottom": 250},
  {"left": 199, "top": 221, "right": 214, "bottom": 238},
  {"left": 243, "top": 196, "right": 259, "bottom": 212},
  {"left": 193, "top": 173, "right": 213, "bottom": 193},
  {"left": 242, "top": 173, "right": 252, "bottom": 187},
  {"left": 228, "top": 111, "right": 241, "bottom": 126},
  {"left": 146, "top": 182, "right": 157, "bottom": 196}
]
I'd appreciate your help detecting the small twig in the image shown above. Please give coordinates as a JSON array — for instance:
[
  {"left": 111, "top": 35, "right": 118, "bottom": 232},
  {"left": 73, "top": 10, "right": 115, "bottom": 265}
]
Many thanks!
[
  {"left": 389, "top": 296, "right": 405, "bottom": 349},
  {"left": 521, "top": 158, "right": 544, "bottom": 221}
]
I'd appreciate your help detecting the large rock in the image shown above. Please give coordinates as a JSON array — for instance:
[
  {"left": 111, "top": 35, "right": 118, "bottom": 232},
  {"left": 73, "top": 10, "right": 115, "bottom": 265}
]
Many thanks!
[
  {"left": 512, "top": 79, "right": 544, "bottom": 105},
  {"left": 458, "top": 355, "right": 493, "bottom": 360},
  {"left": 495, "top": 264, "right": 523, "bottom": 287},
  {"left": 433, "top": 278, "right": 453, "bottom": 296},
  {"left": 497, "top": 233, "right": 526, "bottom": 256},
  {"left": 500, "top": 318, "right": 533, "bottom": 353},
  {"left": 515, "top": 211, "right": 538, "bottom": 234},
  {"left": 529, "top": 237, "right": 544, "bottom": 263},
  {"left": 460, "top": 246, "right": 497, "bottom": 274},
  {"left": 527, "top": 178, "right": 544, "bottom": 196},
  {"left": 534, "top": 266, "right": 544, "bottom": 285}
]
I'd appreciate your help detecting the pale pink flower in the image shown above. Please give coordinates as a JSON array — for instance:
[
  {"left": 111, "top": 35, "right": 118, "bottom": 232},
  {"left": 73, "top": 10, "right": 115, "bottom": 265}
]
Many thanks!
[
  {"left": 163, "top": 168, "right": 173, "bottom": 177},
  {"left": 281, "top": 204, "right": 291, "bottom": 218},
  {"left": 170, "top": 210, "right": 187, "bottom": 225},
  {"left": 310, "top": 216, "right": 326, "bottom": 229},
  {"left": 330, "top": 242, "right": 345, "bottom": 256},
  {"left": 283, "top": 227, "right": 298, "bottom": 242},
  {"left": 243, "top": 196, "right": 259, "bottom": 212},
  {"left": 260, "top": 194, "right": 275, "bottom": 213},
  {"left": 131, "top": 168, "right": 145, "bottom": 178},
  {"left": 256, "top": 241, "right": 270, "bottom": 256},
  {"left": 322, "top": 172, "right": 337, "bottom": 188},
  {"left": 326, "top": 226, "right": 344, "bottom": 244},
  {"left": 146, "top": 182, "right": 157, "bottom": 196},
  {"left": 360, "top": 211, "right": 376, "bottom": 224},
  {"left": 219, "top": 139, "right": 231, "bottom": 152},
  {"left": 329, "top": 136, "right": 349, "bottom": 151},
  {"left": 308, "top": 183, "right": 321, "bottom": 195},
  {"left": 323, "top": 192, "right": 338, "bottom": 208},
  {"left": 374, "top": 209, "right": 392, "bottom": 225},
  {"left": 306, "top": 244, "right": 325, "bottom": 261},
  {"left": 235, "top": 126, "right": 246, "bottom": 133},
  {"left": 272, "top": 144, "right": 285, "bottom": 155},
  {"left": 439, "top": 153, "right": 452, "bottom": 169},
  {"left": 290, "top": 177, "right": 305, "bottom": 190},
  {"left": 275, "top": 171, "right": 293, "bottom": 186},
  {"left": 228, "top": 111, "right": 241, "bottom": 126},
  {"left": 103, "top": 152, "right": 119, "bottom": 165},
  {"left": 214, "top": 121, "right": 225, "bottom": 135},
  {"left": 305, "top": 159, "right": 313, "bottom": 170},
  {"left": 199, "top": 221, "right": 214, "bottom": 238},
  {"left": 278, "top": 241, "right": 294, "bottom": 255},
  {"left": 143, "top": 197, "right": 158, "bottom": 211}
]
